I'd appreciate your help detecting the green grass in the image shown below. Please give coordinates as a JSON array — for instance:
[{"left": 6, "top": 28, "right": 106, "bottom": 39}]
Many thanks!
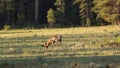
[{"left": 0, "top": 26, "right": 120, "bottom": 68}]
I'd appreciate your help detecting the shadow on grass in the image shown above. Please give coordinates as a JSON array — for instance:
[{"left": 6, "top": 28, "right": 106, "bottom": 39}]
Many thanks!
[
  {"left": 0, "top": 55, "right": 120, "bottom": 68},
  {"left": 0, "top": 33, "right": 120, "bottom": 68}
]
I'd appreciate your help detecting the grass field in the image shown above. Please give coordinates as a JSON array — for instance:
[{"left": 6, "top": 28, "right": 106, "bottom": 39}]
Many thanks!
[{"left": 0, "top": 26, "right": 120, "bottom": 68}]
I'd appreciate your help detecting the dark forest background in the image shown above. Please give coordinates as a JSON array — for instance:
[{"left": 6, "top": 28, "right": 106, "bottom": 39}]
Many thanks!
[{"left": 0, "top": 0, "right": 120, "bottom": 29}]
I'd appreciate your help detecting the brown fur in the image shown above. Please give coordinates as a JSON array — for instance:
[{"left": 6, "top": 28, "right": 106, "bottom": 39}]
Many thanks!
[{"left": 43, "top": 34, "right": 62, "bottom": 50}]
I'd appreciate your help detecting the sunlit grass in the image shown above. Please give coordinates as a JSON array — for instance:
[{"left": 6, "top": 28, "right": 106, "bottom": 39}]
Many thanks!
[
  {"left": 0, "top": 25, "right": 119, "bottom": 37},
  {"left": 0, "top": 25, "right": 120, "bottom": 68}
]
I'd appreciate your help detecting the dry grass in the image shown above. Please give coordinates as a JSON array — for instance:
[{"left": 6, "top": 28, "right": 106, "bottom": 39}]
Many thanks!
[
  {"left": 0, "top": 25, "right": 120, "bottom": 68},
  {"left": 0, "top": 25, "right": 119, "bottom": 37}
]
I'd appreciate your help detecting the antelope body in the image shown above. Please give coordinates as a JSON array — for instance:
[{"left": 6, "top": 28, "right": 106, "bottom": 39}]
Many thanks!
[{"left": 42, "top": 34, "right": 62, "bottom": 50}]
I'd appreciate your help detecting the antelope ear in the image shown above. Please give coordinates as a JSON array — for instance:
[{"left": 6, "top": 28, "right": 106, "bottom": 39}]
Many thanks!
[
  {"left": 41, "top": 45, "right": 44, "bottom": 47},
  {"left": 41, "top": 44, "right": 45, "bottom": 47},
  {"left": 41, "top": 43, "right": 45, "bottom": 47}
]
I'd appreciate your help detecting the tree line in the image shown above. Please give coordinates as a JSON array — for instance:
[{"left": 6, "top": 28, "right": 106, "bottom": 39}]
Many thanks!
[{"left": 0, "top": 0, "right": 120, "bottom": 29}]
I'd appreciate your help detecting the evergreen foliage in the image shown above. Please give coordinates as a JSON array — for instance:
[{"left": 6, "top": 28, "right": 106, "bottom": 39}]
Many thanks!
[
  {"left": 0, "top": 0, "right": 119, "bottom": 29},
  {"left": 47, "top": 8, "right": 55, "bottom": 28},
  {"left": 54, "top": 0, "right": 65, "bottom": 26},
  {"left": 93, "top": 0, "right": 120, "bottom": 25}
]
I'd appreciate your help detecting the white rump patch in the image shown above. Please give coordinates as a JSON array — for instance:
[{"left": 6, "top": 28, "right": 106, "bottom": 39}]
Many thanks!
[
  {"left": 51, "top": 37, "right": 56, "bottom": 40},
  {"left": 58, "top": 35, "right": 61, "bottom": 39}
]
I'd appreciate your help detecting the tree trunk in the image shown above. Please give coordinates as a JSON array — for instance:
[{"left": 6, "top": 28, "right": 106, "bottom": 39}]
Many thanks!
[
  {"left": 35, "top": 0, "right": 39, "bottom": 28},
  {"left": 7, "top": 10, "right": 10, "bottom": 25},
  {"left": 50, "top": 22, "right": 53, "bottom": 28}
]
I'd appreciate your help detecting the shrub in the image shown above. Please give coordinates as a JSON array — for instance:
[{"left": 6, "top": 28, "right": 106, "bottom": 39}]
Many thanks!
[{"left": 3, "top": 25, "right": 11, "bottom": 30}]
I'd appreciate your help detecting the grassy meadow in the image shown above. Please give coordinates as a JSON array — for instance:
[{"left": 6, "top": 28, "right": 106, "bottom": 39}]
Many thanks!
[{"left": 0, "top": 26, "right": 120, "bottom": 68}]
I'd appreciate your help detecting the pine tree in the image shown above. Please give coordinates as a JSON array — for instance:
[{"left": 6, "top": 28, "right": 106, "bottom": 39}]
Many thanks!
[
  {"left": 47, "top": 8, "right": 55, "bottom": 28},
  {"left": 65, "top": 0, "right": 80, "bottom": 26},
  {"left": 0, "top": 0, "right": 13, "bottom": 25},
  {"left": 79, "top": 0, "right": 93, "bottom": 26},
  {"left": 79, "top": 0, "right": 87, "bottom": 26},
  {"left": 93, "top": 0, "right": 120, "bottom": 25},
  {"left": 54, "top": 0, "right": 65, "bottom": 26}
]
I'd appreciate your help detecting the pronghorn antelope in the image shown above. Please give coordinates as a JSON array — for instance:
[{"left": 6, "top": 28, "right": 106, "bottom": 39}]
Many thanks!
[{"left": 42, "top": 34, "right": 62, "bottom": 50}]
